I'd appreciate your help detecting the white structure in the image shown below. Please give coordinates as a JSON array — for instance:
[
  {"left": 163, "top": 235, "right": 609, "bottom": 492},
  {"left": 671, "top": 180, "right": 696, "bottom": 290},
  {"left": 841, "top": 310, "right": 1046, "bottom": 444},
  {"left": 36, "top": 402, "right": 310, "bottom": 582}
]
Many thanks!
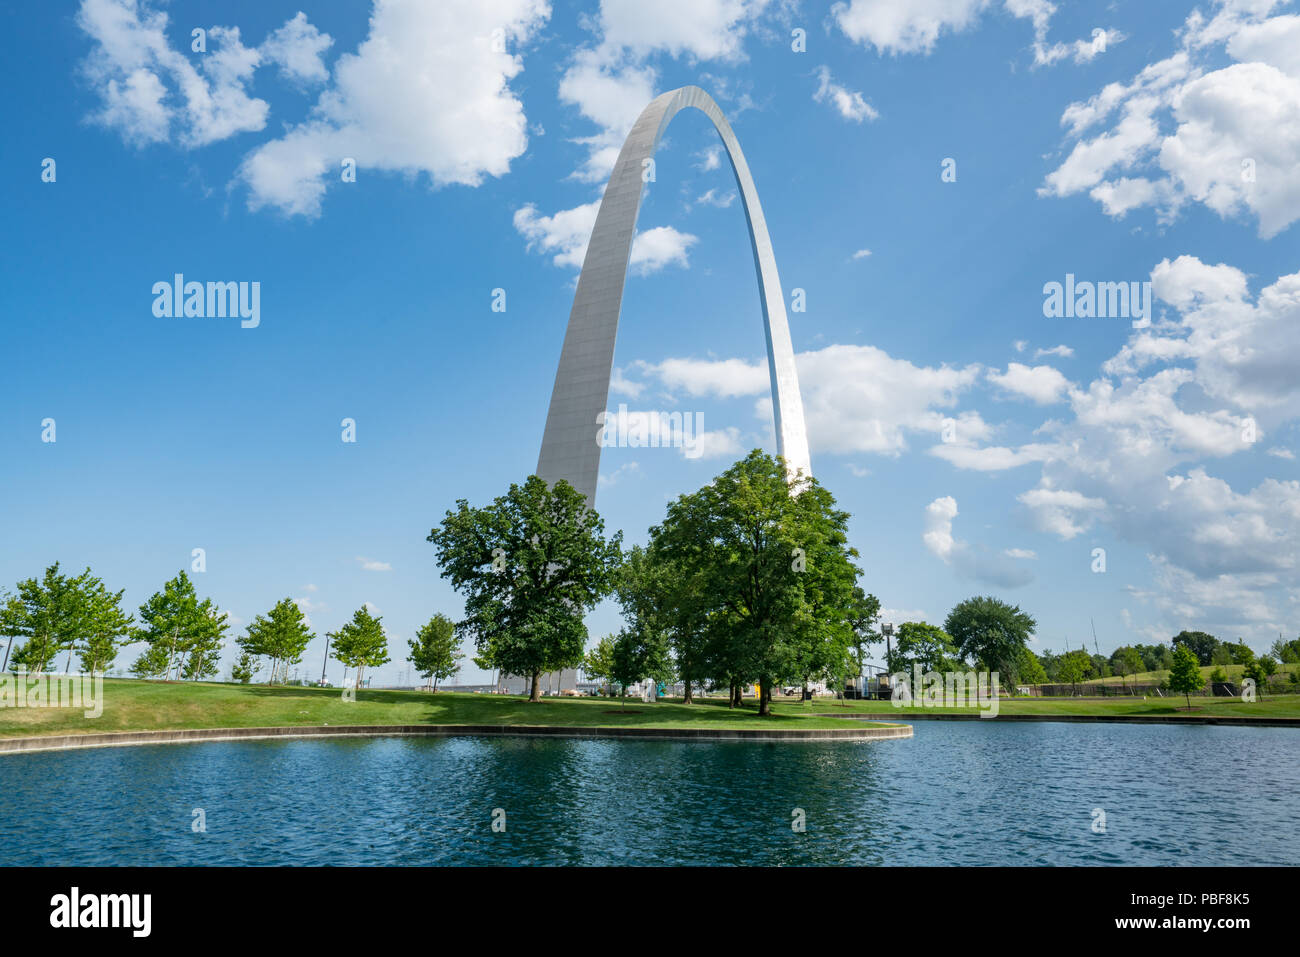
[
  {"left": 497, "top": 669, "right": 580, "bottom": 696},
  {"left": 537, "top": 86, "right": 812, "bottom": 506}
]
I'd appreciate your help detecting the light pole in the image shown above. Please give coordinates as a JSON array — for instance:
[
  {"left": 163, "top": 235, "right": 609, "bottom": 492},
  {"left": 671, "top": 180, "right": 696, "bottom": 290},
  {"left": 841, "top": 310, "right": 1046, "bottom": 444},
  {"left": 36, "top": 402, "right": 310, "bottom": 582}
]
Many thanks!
[
  {"left": 319, "top": 633, "right": 331, "bottom": 686},
  {"left": 881, "top": 622, "right": 894, "bottom": 697}
]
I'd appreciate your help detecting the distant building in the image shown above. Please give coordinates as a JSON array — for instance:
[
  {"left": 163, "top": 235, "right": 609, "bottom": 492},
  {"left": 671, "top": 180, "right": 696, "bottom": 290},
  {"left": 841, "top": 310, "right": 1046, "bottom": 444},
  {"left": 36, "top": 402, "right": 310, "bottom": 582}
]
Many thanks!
[{"left": 498, "top": 669, "right": 580, "bottom": 696}]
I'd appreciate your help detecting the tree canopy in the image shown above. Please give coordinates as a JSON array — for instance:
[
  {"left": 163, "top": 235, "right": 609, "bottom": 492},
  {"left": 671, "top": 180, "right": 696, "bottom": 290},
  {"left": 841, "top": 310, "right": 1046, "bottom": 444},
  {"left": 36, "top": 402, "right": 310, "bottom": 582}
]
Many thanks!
[{"left": 428, "top": 474, "right": 623, "bottom": 702}]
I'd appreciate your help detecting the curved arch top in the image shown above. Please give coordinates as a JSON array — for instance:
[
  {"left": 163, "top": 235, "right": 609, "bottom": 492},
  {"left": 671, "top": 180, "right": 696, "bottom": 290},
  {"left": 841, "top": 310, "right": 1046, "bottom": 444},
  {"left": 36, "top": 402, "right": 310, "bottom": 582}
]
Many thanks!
[{"left": 536, "top": 85, "right": 812, "bottom": 506}]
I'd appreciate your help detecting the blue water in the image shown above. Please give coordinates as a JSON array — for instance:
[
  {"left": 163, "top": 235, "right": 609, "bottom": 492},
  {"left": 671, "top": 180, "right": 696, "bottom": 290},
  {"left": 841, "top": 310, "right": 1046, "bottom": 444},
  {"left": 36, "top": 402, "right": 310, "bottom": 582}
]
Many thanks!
[{"left": 1, "top": 722, "right": 1296, "bottom": 865}]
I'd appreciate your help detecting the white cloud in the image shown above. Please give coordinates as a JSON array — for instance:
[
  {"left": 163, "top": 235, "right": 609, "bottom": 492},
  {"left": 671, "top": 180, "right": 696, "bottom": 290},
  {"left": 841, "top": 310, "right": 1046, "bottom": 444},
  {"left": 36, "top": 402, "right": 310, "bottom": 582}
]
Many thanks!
[
  {"left": 922, "top": 495, "right": 1035, "bottom": 587},
  {"left": 627, "top": 344, "right": 987, "bottom": 458},
  {"left": 923, "top": 495, "right": 959, "bottom": 560},
  {"left": 78, "top": 0, "right": 275, "bottom": 147},
  {"left": 78, "top": 1, "right": 551, "bottom": 217},
  {"left": 831, "top": 0, "right": 991, "bottom": 55},
  {"left": 696, "top": 187, "right": 736, "bottom": 208},
  {"left": 238, "top": 0, "right": 551, "bottom": 216},
  {"left": 813, "top": 66, "right": 878, "bottom": 122},
  {"left": 988, "top": 362, "right": 1071, "bottom": 404},
  {"left": 689, "top": 426, "right": 746, "bottom": 460},
  {"left": 644, "top": 357, "right": 771, "bottom": 398},
  {"left": 598, "top": 461, "right": 641, "bottom": 487},
  {"left": 260, "top": 11, "right": 333, "bottom": 84},
  {"left": 1267, "top": 446, "right": 1296, "bottom": 459},
  {"left": 696, "top": 145, "right": 723, "bottom": 171},
  {"left": 552, "top": 0, "right": 770, "bottom": 184},
  {"left": 1017, "top": 487, "right": 1106, "bottom": 539},
  {"left": 831, "top": 0, "right": 1119, "bottom": 66},
  {"left": 1034, "top": 344, "right": 1074, "bottom": 359},
  {"left": 596, "top": 0, "right": 767, "bottom": 61},
  {"left": 930, "top": 442, "right": 1055, "bottom": 471},
  {"left": 356, "top": 556, "right": 392, "bottom": 572},
  {"left": 609, "top": 365, "right": 646, "bottom": 398},
  {"left": 852, "top": 248, "right": 873, "bottom": 260},
  {"left": 513, "top": 201, "right": 698, "bottom": 274},
  {"left": 1042, "top": 3, "right": 1300, "bottom": 237}
]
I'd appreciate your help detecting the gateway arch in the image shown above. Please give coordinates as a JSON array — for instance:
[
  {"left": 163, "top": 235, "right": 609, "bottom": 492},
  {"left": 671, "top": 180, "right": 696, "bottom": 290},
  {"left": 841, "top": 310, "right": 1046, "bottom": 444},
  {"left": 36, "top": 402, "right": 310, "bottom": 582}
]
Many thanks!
[{"left": 536, "top": 85, "right": 812, "bottom": 506}]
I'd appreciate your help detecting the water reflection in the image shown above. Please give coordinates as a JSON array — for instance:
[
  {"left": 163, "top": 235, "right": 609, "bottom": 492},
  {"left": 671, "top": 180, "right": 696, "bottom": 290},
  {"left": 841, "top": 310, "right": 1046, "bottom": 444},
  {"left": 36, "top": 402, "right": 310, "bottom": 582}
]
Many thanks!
[{"left": 1, "top": 723, "right": 1296, "bottom": 866}]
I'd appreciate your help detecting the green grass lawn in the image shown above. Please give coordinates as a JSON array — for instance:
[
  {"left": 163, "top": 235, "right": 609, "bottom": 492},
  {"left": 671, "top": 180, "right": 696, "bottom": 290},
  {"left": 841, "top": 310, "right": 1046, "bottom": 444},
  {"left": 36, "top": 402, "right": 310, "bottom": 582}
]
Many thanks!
[
  {"left": 777, "top": 694, "right": 1300, "bottom": 720},
  {"left": 1, "top": 678, "right": 1296, "bottom": 740},
  {"left": 0, "top": 679, "right": 897, "bottom": 738}
]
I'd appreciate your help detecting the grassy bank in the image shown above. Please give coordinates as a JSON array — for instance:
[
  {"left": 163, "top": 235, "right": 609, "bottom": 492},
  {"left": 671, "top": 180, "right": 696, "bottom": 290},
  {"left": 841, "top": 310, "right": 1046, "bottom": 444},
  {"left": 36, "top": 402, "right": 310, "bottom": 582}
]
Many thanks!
[
  {"left": 782, "top": 695, "right": 1300, "bottom": 720},
  {"left": 1073, "top": 661, "right": 1299, "bottom": 692},
  {"left": 0, "top": 679, "right": 899, "bottom": 738}
]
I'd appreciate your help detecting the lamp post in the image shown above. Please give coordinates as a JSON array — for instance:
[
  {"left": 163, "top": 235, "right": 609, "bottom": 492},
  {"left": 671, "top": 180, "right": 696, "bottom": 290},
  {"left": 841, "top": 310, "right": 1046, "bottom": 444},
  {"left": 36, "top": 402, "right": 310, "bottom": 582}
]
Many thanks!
[{"left": 881, "top": 622, "right": 894, "bottom": 698}]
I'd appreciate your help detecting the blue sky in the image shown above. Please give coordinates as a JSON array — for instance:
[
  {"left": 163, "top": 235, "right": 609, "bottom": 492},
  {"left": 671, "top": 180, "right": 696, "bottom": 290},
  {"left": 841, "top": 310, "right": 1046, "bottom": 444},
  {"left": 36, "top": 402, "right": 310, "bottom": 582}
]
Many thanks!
[{"left": 3, "top": 0, "right": 1300, "bottom": 684}]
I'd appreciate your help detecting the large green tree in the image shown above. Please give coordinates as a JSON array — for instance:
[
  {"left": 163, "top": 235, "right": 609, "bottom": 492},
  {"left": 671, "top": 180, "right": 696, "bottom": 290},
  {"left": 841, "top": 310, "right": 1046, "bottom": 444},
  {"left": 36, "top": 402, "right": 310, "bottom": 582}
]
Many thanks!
[
  {"left": 241, "top": 598, "right": 315, "bottom": 685},
  {"left": 408, "top": 613, "right": 464, "bottom": 691},
  {"left": 943, "top": 596, "right": 1037, "bottom": 687},
  {"left": 649, "top": 451, "right": 861, "bottom": 716},
  {"left": 887, "top": 621, "right": 960, "bottom": 676},
  {"left": 427, "top": 475, "right": 623, "bottom": 702},
  {"left": 329, "top": 606, "right": 392, "bottom": 690},
  {"left": 1172, "top": 630, "right": 1220, "bottom": 666},
  {"left": 610, "top": 546, "right": 675, "bottom": 701}
]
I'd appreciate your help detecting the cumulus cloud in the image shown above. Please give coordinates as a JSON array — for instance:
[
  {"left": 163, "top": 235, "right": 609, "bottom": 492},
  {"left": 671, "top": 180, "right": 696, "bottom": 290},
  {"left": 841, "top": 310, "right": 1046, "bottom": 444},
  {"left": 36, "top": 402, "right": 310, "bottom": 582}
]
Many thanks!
[
  {"left": 988, "top": 362, "right": 1072, "bottom": 404},
  {"left": 238, "top": 0, "right": 551, "bottom": 216},
  {"left": 356, "top": 556, "right": 392, "bottom": 572},
  {"left": 922, "top": 495, "right": 1035, "bottom": 588},
  {"left": 813, "top": 66, "right": 878, "bottom": 122},
  {"left": 1041, "top": 1, "right": 1300, "bottom": 238},
  {"left": 77, "top": 0, "right": 277, "bottom": 147},
  {"left": 830, "top": 0, "right": 1120, "bottom": 66},
  {"left": 77, "top": 1, "right": 551, "bottom": 218},
  {"left": 513, "top": 201, "right": 698, "bottom": 274}
]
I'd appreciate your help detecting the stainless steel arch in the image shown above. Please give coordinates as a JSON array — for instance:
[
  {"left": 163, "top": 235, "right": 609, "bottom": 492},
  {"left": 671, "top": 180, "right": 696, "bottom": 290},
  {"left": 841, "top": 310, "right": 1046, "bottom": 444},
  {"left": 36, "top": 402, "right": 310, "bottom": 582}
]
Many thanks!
[{"left": 536, "top": 85, "right": 812, "bottom": 506}]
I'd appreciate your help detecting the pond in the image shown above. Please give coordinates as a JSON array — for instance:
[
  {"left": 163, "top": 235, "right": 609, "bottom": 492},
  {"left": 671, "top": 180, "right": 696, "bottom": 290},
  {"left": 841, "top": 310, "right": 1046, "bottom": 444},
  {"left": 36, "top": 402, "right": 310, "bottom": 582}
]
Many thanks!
[{"left": 2, "top": 721, "right": 1296, "bottom": 865}]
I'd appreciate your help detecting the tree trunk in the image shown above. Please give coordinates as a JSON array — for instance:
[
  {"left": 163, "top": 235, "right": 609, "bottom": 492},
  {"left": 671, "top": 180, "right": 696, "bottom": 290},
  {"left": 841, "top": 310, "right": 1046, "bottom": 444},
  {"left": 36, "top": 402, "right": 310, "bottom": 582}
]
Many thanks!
[
  {"left": 355, "top": 666, "right": 363, "bottom": 690},
  {"left": 682, "top": 679, "right": 693, "bottom": 704},
  {"left": 759, "top": 682, "right": 772, "bottom": 717},
  {"left": 529, "top": 672, "right": 541, "bottom": 702}
]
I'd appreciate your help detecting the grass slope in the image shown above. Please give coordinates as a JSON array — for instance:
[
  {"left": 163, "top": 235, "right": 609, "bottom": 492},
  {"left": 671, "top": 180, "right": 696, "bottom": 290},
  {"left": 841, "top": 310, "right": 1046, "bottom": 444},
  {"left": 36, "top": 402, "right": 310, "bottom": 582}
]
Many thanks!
[
  {"left": 0, "top": 679, "right": 893, "bottom": 738},
  {"left": 789, "top": 695, "right": 1300, "bottom": 719},
  {"left": 1, "top": 679, "right": 1296, "bottom": 740}
]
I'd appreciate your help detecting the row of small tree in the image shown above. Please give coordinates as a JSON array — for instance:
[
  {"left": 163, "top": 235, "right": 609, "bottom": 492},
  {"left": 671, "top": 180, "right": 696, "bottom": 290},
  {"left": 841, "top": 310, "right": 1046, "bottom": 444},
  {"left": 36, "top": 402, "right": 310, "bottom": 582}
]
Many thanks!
[
  {"left": 1, "top": 564, "right": 463, "bottom": 690},
  {"left": 1, "top": 563, "right": 144, "bottom": 676}
]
